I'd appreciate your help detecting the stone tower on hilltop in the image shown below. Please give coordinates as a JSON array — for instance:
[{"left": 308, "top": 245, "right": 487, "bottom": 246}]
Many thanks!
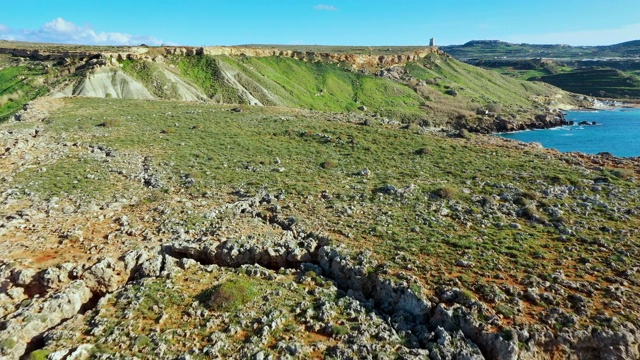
[{"left": 429, "top": 38, "right": 435, "bottom": 47}]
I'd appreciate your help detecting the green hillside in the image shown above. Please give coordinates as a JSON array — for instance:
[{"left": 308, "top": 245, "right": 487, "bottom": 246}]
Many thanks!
[
  {"left": 532, "top": 68, "right": 640, "bottom": 99},
  {"left": 0, "top": 57, "right": 49, "bottom": 121},
  {"left": 0, "top": 48, "right": 576, "bottom": 127},
  {"left": 442, "top": 40, "right": 640, "bottom": 100},
  {"left": 218, "top": 55, "right": 426, "bottom": 119},
  {"left": 443, "top": 39, "right": 640, "bottom": 60}
]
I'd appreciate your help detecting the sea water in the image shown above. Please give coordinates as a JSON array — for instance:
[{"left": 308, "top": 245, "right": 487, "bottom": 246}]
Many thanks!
[{"left": 498, "top": 108, "right": 640, "bottom": 158}]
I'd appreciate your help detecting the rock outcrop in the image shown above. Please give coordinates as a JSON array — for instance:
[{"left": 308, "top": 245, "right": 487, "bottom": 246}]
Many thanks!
[
  {"left": 1, "top": 44, "right": 440, "bottom": 71},
  {"left": 53, "top": 66, "right": 155, "bottom": 99},
  {"left": 0, "top": 280, "right": 92, "bottom": 359}
]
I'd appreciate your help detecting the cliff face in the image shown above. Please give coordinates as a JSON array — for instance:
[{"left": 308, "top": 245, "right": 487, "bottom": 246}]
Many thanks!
[{"left": 0, "top": 44, "right": 441, "bottom": 70}]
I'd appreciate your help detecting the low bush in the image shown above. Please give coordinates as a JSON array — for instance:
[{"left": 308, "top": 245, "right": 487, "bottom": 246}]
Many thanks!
[
  {"left": 321, "top": 160, "right": 337, "bottom": 169},
  {"left": 486, "top": 102, "right": 502, "bottom": 113},
  {"left": 203, "top": 278, "right": 258, "bottom": 312},
  {"left": 432, "top": 186, "right": 458, "bottom": 199},
  {"left": 331, "top": 325, "right": 349, "bottom": 337},
  {"left": 610, "top": 168, "right": 635, "bottom": 180}
]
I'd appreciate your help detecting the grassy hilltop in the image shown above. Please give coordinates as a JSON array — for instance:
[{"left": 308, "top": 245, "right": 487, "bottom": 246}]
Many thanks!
[{"left": 0, "top": 43, "right": 638, "bottom": 359}]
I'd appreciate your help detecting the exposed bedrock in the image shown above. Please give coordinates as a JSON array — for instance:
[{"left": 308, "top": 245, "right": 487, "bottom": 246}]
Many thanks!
[{"left": 1, "top": 194, "right": 638, "bottom": 359}]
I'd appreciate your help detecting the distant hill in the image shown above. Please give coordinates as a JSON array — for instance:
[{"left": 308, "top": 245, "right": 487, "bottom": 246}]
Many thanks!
[
  {"left": 531, "top": 68, "right": 640, "bottom": 98},
  {"left": 441, "top": 39, "right": 640, "bottom": 99},
  {"left": 442, "top": 40, "right": 640, "bottom": 60}
]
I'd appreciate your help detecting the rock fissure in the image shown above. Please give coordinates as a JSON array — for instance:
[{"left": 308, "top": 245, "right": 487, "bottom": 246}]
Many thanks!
[{"left": 161, "top": 193, "right": 497, "bottom": 357}]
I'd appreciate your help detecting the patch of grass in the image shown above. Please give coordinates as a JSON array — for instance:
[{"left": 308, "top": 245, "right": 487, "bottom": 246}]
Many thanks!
[
  {"left": 201, "top": 278, "right": 259, "bottom": 312},
  {"left": 29, "top": 350, "right": 51, "bottom": 360},
  {"left": 12, "top": 97, "right": 640, "bottom": 335},
  {"left": 0, "top": 65, "right": 48, "bottom": 122},
  {"left": 137, "top": 281, "right": 184, "bottom": 319},
  {"left": 177, "top": 55, "right": 242, "bottom": 103},
  {"left": 495, "top": 304, "right": 516, "bottom": 318},
  {"left": 221, "top": 55, "right": 425, "bottom": 120},
  {"left": 12, "top": 158, "right": 119, "bottom": 200},
  {"left": 330, "top": 324, "right": 350, "bottom": 337}
]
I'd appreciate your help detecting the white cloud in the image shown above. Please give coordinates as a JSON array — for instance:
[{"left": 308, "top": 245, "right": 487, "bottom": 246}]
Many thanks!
[
  {"left": 0, "top": 17, "right": 165, "bottom": 46},
  {"left": 0, "top": 24, "right": 8, "bottom": 33},
  {"left": 506, "top": 23, "right": 640, "bottom": 46},
  {"left": 42, "top": 17, "right": 78, "bottom": 34},
  {"left": 314, "top": 4, "right": 338, "bottom": 11}
]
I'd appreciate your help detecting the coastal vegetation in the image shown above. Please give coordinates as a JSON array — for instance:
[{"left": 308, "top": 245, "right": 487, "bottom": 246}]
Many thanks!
[{"left": 0, "top": 41, "right": 638, "bottom": 359}]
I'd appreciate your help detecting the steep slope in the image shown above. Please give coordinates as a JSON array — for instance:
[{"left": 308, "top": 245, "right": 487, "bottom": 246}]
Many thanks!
[
  {"left": 0, "top": 55, "right": 48, "bottom": 121},
  {"left": 120, "top": 59, "right": 207, "bottom": 101},
  {"left": 217, "top": 55, "right": 426, "bottom": 118},
  {"left": 53, "top": 66, "right": 154, "bottom": 99}
]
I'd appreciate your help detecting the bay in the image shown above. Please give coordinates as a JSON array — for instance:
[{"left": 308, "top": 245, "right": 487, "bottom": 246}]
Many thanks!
[{"left": 498, "top": 108, "right": 640, "bottom": 158}]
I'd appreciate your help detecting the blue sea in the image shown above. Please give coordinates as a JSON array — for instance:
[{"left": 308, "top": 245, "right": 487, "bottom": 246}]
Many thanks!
[{"left": 498, "top": 108, "right": 640, "bottom": 158}]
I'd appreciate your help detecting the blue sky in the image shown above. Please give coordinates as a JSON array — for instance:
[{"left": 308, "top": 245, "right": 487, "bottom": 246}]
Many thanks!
[{"left": 1, "top": 0, "right": 639, "bottom": 46}]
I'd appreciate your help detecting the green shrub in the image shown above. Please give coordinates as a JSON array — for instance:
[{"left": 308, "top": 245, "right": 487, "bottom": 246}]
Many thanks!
[
  {"left": 204, "top": 278, "right": 258, "bottom": 312},
  {"left": 513, "top": 196, "right": 531, "bottom": 207},
  {"left": 458, "top": 128, "right": 471, "bottom": 139},
  {"left": 321, "top": 160, "right": 337, "bottom": 169},
  {"left": 519, "top": 205, "right": 539, "bottom": 220},
  {"left": 0, "top": 338, "right": 16, "bottom": 351},
  {"left": 610, "top": 168, "right": 635, "bottom": 180},
  {"left": 486, "top": 102, "right": 502, "bottom": 113},
  {"left": 135, "top": 335, "right": 150, "bottom": 348},
  {"left": 101, "top": 118, "right": 122, "bottom": 128},
  {"left": 432, "top": 186, "right": 458, "bottom": 199},
  {"left": 495, "top": 304, "right": 515, "bottom": 318},
  {"left": 520, "top": 191, "right": 539, "bottom": 201},
  {"left": 331, "top": 325, "right": 349, "bottom": 337},
  {"left": 29, "top": 350, "right": 51, "bottom": 360},
  {"left": 500, "top": 328, "right": 515, "bottom": 341}
]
